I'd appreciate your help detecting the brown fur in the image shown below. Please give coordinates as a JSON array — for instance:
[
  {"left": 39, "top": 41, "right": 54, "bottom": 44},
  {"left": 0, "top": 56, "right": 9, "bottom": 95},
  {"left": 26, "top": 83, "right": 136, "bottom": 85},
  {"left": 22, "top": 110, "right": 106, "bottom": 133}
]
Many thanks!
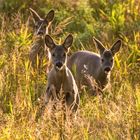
[
  {"left": 45, "top": 34, "right": 80, "bottom": 112},
  {"left": 67, "top": 37, "right": 122, "bottom": 94}
]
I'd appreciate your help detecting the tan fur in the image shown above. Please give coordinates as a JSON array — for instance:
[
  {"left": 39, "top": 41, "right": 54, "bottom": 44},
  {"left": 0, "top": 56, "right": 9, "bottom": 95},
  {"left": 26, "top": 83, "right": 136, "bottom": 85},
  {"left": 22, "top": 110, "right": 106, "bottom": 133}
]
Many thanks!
[{"left": 45, "top": 34, "right": 80, "bottom": 112}]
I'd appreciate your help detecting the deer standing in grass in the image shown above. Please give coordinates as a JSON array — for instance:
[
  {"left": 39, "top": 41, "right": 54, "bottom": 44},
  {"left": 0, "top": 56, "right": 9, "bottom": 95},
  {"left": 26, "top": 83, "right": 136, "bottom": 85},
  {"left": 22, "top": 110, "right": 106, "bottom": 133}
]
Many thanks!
[
  {"left": 45, "top": 34, "right": 80, "bottom": 112},
  {"left": 29, "top": 8, "right": 54, "bottom": 70},
  {"left": 67, "top": 37, "right": 122, "bottom": 94}
]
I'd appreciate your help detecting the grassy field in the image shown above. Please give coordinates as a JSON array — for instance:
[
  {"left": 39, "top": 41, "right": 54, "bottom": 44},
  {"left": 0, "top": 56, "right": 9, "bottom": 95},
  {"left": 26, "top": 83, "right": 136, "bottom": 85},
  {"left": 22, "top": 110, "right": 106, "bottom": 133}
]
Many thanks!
[{"left": 0, "top": 0, "right": 140, "bottom": 139}]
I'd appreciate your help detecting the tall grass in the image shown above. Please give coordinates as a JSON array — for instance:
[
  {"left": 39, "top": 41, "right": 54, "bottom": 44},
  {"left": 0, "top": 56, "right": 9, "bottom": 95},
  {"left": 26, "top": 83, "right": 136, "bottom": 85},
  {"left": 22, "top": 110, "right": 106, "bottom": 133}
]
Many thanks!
[{"left": 0, "top": 0, "right": 140, "bottom": 139}]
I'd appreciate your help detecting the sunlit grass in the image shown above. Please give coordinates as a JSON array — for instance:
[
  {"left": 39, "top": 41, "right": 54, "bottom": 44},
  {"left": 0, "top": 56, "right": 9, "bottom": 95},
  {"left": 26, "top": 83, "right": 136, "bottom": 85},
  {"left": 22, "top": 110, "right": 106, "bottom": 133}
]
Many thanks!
[{"left": 0, "top": 0, "right": 140, "bottom": 139}]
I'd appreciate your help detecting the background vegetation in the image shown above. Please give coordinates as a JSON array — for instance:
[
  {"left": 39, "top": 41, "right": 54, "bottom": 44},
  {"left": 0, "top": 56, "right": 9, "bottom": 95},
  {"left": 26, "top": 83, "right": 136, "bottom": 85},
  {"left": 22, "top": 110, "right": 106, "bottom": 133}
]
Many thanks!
[{"left": 0, "top": 0, "right": 140, "bottom": 139}]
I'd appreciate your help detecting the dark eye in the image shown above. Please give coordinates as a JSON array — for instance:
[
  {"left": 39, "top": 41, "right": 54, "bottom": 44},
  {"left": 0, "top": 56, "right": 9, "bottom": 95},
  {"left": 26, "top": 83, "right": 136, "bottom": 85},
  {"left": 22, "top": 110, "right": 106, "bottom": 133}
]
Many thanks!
[
  {"left": 110, "top": 59, "right": 113, "bottom": 62},
  {"left": 52, "top": 53, "right": 55, "bottom": 57},
  {"left": 101, "top": 58, "right": 104, "bottom": 63},
  {"left": 63, "top": 53, "right": 66, "bottom": 57}
]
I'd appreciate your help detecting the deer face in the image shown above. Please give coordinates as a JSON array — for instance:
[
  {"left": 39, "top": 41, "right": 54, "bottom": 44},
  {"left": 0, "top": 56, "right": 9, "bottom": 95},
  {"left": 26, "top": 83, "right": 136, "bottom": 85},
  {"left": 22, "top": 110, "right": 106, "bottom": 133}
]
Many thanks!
[
  {"left": 30, "top": 8, "right": 54, "bottom": 36},
  {"left": 45, "top": 34, "right": 73, "bottom": 71},
  {"left": 100, "top": 50, "right": 114, "bottom": 74},
  {"left": 93, "top": 37, "right": 122, "bottom": 74}
]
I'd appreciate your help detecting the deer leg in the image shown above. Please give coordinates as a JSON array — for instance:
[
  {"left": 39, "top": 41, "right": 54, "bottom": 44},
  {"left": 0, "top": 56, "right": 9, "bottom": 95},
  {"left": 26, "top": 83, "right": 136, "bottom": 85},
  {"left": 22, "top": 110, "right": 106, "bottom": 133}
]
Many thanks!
[
  {"left": 45, "top": 84, "right": 58, "bottom": 104},
  {"left": 65, "top": 91, "right": 79, "bottom": 113}
]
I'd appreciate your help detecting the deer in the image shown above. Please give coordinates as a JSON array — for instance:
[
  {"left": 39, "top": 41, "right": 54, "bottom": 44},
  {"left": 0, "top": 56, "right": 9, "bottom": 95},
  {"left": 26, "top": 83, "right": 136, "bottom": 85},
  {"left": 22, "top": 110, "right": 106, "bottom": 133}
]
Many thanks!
[
  {"left": 45, "top": 34, "right": 80, "bottom": 113},
  {"left": 29, "top": 8, "right": 54, "bottom": 70},
  {"left": 67, "top": 37, "right": 122, "bottom": 94}
]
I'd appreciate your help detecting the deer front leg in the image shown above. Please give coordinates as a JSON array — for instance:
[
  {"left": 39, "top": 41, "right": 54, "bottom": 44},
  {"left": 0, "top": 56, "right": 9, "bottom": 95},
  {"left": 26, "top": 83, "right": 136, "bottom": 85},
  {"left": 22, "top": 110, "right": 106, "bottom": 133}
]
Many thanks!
[
  {"left": 45, "top": 84, "right": 58, "bottom": 104},
  {"left": 65, "top": 91, "right": 80, "bottom": 113}
]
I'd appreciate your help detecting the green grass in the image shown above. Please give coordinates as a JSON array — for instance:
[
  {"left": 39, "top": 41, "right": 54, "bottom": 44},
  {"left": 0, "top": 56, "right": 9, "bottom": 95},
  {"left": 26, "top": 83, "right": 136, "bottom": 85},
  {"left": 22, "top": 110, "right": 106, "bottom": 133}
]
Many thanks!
[{"left": 0, "top": 0, "right": 140, "bottom": 139}]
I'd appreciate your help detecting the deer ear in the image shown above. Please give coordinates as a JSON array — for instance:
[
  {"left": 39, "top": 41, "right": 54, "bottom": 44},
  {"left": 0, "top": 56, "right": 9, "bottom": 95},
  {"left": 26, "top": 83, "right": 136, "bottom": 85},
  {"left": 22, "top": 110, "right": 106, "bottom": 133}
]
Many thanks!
[
  {"left": 63, "top": 34, "right": 73, "bottom": 51},
  {"left": 93, "top": 37, "right": 105, "bottom": 55},
  {"left": 29, "top": 8, "right": 41, "bottom": 22},
  {"left": 45, "top": 10, "right": 54, "bottom": 22},
  {"left": 111, "top": 39, "right": 122, "bottom": 56},
  {"left": 45, "top": 35, "right": 55, "bottom": 49}
]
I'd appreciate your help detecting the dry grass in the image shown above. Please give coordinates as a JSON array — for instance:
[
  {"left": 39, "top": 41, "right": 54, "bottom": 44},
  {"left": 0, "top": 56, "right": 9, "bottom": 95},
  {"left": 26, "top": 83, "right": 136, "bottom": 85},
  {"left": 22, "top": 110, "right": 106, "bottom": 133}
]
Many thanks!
[{"left": 0, "top": 0, "right": 140, "bottom": 139}]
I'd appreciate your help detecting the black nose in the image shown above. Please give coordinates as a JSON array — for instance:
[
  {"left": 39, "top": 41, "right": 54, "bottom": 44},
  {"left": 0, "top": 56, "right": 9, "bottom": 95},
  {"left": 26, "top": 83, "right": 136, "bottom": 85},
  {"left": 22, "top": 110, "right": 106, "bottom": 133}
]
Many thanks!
[
  {"left": 104, "top": 67, "right": 111, "bottom": 72},
  {"left": 56, "top": 62, "right": 63, "bottom": 68}
]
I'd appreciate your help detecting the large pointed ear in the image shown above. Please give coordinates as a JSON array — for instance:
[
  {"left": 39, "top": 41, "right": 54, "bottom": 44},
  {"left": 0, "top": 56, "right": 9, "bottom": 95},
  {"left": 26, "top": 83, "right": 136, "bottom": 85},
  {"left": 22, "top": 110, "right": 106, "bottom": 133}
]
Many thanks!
[
  {"left": 63, "top": 34, "right": 73, "bottom": 51},
  {"left": 110, "top": 39, "right": 122, "bottom": 56},
  {"left": 93, "top": 37, "right": 105, "bottom": 55},
  {"left": 45, "top": 35, "right": 55, "bottom": 49},
  {"left": 29, "top": 8, "right": 41, "bottom": 22},
  {"left": 45, "top": 10, "right": 54, "bottom": 22}
]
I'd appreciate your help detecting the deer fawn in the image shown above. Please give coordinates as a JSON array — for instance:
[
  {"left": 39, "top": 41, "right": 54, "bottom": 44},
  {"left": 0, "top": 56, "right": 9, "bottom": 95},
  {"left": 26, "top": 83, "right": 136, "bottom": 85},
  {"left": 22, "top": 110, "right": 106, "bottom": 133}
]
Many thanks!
[
  {"left": 67, "top": 37, "right": 122, "bottom": 94},
  {"left": 29, "top": 8, "right": 54, "bottom": 70},
  {"left": 45, "top": 34, "right": 80, "bottom": 112}
]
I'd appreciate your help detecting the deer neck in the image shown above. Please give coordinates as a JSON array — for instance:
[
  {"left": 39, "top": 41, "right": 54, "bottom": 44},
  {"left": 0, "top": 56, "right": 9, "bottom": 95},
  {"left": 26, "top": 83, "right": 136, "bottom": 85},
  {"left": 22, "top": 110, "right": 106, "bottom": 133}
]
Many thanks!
[
  {"left": 51, "top": 66, "right": 67, "bottom": 92},
  {"left": 97, "top": 67, "right": 110, "bottom": 88},
  {"left": 54, "top": 65, "right": 67, "bottom": 82}
]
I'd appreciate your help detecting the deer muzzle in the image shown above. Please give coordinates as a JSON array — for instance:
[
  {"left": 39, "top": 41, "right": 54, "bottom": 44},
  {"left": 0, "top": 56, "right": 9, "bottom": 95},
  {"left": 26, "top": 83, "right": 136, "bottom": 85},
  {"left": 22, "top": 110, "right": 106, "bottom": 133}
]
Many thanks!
[
  {"left": 104, "top": 67, "right": 111, "bottom": 74},
  {"left": 55, "top": 61, "right": 63, "bottom": 70}
]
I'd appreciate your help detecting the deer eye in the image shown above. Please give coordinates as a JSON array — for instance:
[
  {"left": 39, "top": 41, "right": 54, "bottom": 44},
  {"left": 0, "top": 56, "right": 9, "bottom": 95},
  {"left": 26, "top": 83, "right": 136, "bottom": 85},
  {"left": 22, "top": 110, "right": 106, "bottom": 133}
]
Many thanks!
[
  {"left": 52, "top": 53, "right": 55, "bottom": 57},
  {"left": 101, "top": 58, "right": 104, "bottom": 63},
  {"left": 63, "top": 53, "right": 66, "bottom": 57},
  {"left": 110, "top": 59, "right": 113, "bottom": 62}
]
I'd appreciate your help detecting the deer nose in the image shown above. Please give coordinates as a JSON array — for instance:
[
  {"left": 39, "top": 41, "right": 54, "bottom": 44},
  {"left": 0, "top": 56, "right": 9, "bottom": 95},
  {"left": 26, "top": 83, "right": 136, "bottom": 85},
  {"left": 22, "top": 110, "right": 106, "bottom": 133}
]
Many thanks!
[
  {"left": 56, "top": 62, "right": 63, "bottom": 68},
  {"left": 104, "top": 67, "right": 111, "bottom": 73}
]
